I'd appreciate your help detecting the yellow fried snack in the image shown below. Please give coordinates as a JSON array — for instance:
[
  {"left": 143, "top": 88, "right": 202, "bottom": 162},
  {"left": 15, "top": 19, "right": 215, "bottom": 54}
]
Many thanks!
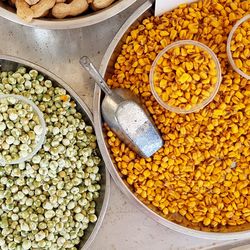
[
  {"left": 231, "top": 19, "right": 250, "bottom": 76},
  {"left": 106, "top": 0, "right": 250, "bottom": 231},
  {"left": 153, "top": 44, "right": 218, "bottom": 111}
]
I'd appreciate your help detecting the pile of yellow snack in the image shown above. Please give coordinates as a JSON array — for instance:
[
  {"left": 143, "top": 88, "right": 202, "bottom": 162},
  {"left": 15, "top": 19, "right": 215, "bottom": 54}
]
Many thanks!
[
  {"left": 106, "top": 0, "right": 250, "bottom": 231},
  {"left": 153, "top": 44, "right": 218, "bottom": 111},
  {"left": 5, "top": 0, "right": 115, "bottom": 22},
  {"left": 230, "top": 18, "right": 250, "bottom": 75}
]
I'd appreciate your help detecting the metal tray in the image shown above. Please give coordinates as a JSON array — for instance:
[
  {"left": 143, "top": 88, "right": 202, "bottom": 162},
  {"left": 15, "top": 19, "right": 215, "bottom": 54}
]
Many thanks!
[
  {"left": 93, "top": 0, "right": 250, "bottom": 240},
  {"left": 0, "top": 55, "right": 110, "bottom": 250},
  {"left": 0, "top": 0, "right": 136, "bottom": 29}
]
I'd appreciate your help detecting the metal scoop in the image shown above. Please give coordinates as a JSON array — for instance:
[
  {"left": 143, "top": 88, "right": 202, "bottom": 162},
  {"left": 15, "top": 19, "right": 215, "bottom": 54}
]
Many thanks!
[{"left": 80, "top": 56, "right": 163, "bottom": 158}]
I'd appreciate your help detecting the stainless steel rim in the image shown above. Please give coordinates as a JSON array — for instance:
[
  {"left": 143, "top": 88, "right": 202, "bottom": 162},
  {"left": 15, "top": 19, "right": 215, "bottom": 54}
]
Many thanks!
[
  {"left": 0, "top": 0, "right": 136, "bottom": 29},
  {"left": 93, "top": 1, "right": 250, "bottom": 240},
  {"left": 0, "top": 54, "right": 110, "bottom": 249}
]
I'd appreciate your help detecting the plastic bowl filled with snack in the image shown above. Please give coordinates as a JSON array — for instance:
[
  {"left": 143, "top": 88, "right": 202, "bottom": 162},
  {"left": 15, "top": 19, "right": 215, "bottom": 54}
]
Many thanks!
[
  {"left": 0, "top": 0, "right": 136, "bottom": 29},
  {"left": 149, "top": 40, "right": 222, "bottom": 114},
  {"left": 227, "top": 14, "right": 250, "bottom": 80},
  {"left": 0, "top": 94, "right": 46, "bottom": 166}
]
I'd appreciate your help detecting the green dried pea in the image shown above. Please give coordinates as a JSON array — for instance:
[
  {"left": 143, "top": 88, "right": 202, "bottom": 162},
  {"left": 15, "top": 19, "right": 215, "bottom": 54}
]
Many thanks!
[{"left": 0, "top": 67, "right": 102, "bottom": 249}]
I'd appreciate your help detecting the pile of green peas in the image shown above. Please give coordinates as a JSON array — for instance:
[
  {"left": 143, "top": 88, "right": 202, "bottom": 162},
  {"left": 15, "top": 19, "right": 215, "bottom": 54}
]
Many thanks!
[{"left": 0, "top": 67, "right": 101, "bottom": 250}]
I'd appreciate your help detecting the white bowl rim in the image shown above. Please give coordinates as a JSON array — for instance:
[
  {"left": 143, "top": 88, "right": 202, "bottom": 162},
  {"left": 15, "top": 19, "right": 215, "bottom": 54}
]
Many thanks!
[{"left": 0, "top": 0, "right": 136, "bottom": 29}]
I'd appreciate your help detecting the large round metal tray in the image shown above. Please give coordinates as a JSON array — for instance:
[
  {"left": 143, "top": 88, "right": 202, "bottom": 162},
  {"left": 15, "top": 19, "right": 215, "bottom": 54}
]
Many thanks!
[
  {"left": 0, "top": 54, "right": 110, "bottom": 249},
  {"left": 0, "top": 0, "right": 136, "bottom": 29},
  {"left": 93, "top": 0, "right": 250, "bottom": 240}
]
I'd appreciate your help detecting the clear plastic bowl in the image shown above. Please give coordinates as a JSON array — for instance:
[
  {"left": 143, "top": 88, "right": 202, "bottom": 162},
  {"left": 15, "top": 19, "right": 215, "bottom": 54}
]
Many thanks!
[
  {"left": 149, "top": 40, "right": 222, "bottom": 114},
  {"left": 0, "top": 94, "right": 46, "bottom": 166},
  {"left": 227, "top": 14, "right": 250, "bottom": 80}
]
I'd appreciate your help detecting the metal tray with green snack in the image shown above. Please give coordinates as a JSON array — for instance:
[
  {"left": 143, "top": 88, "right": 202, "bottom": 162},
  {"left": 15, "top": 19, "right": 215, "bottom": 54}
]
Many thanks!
[{"left": 0, "top": 55, "right": 110, "bottom": 250}]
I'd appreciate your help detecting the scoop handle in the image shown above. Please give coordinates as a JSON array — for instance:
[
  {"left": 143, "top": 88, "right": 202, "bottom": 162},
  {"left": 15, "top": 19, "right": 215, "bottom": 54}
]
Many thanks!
[{"left": 80, "top": 56, "right": 112, "bottom": 96}]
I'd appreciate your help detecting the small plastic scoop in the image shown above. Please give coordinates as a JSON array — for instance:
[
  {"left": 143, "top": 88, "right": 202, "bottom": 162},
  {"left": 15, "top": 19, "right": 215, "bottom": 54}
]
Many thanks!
[{"left": 80, "top": 56, "right": 163, "bottom": 158}]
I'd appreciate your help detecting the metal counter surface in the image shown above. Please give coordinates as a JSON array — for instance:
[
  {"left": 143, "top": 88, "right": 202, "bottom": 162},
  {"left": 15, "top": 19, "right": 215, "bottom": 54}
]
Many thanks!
[{"left": 0, "top": 2, "right": 236, "bottom": 249}]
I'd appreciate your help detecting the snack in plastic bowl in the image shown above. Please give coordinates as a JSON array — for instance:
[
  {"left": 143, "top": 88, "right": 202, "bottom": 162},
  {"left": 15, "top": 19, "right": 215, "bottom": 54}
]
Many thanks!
[
  {"left": 227, "top": 14, "right": 250, "bottom": 80},
  {"left": 149, "top": 40, "right": 222, "bottom": 114},
  {"left": 0, "top": 94, "right": 46, "bottom": 166}
]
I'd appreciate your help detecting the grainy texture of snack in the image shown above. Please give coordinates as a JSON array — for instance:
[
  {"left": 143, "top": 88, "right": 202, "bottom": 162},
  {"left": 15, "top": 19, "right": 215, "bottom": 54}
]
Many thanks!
[
  {"left": 0, "top": 96, "right": 42, "bottom": 164},
  {"left": 106, "top": 0, "right": 250, "bottom": 231},
  {"left": 0, "top": 67, "right": 101, "bottom": 249},
  {"left": 231, "top": 19, "right": 250, "bottom": 75},
  {"left": 153, "top": 44, "right": 218, "bottom": 111}
]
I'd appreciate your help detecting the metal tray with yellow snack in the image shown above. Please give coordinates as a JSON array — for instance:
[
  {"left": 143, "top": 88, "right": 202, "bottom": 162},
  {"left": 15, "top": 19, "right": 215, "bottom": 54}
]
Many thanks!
[{"left": 93, "top": 0, "right": 250, "bottom": 239}]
